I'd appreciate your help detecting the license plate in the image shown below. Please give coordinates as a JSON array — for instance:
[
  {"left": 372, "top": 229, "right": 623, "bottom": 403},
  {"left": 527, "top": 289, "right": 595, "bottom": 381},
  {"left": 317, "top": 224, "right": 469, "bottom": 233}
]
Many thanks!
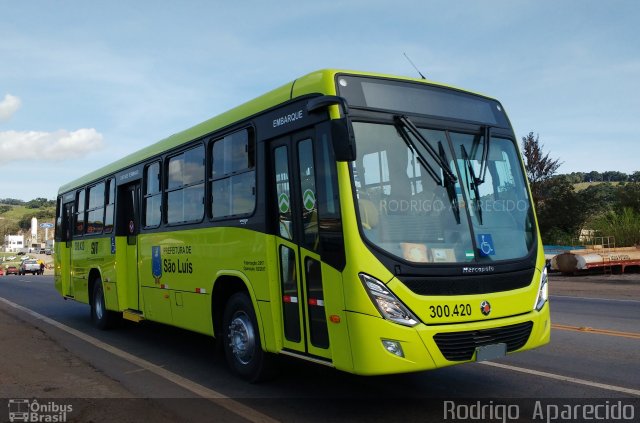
[{"left": 475, "top": 343, "right": 507, "bottom": 362}]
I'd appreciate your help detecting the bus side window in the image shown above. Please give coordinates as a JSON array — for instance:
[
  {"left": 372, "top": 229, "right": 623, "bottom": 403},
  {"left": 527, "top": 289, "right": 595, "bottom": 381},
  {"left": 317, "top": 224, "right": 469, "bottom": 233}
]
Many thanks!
[
  {"left": 55, "top": 197, "right": 63, "bottom": 242},
  {"left": 298, "top": 139, "right": 319, "bottom": 251},
  {"left": 75, "top": 190, "right": 86, "bottom": 236},
  {"left": 144, "top": 162, "right": 162, "bottom": 227},
  {"left": 104, "top": 179, "right": 115, "bottom": 233},
  {"left": 87, "top": 182, "right": 105, "bottom": 234},
  {"left": 210, "top": 129, "right": 256, "bottom": 219},
  {"left": 167, "top": 145, "right": 205, "bottom": 224}
]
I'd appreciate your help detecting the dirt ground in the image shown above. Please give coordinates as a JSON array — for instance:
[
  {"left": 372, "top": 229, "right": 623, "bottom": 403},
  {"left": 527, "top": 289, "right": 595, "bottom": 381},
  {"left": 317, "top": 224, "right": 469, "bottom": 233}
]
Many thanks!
[
  {"left": 549, "top": 272, "right": 640, "bottom": 300},
  {"left": 0, "top": 273, "right": 638, "bottom": 422},
  {"left": 0, "top": 304, "right": 185, "bottom": 422}
]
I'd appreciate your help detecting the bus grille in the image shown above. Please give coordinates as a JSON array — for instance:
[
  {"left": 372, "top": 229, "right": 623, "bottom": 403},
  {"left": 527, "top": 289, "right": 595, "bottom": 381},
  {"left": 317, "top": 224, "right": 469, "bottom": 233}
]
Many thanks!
[
  {"left": 400, "top": 268, "right": 535, "bottom": 296},
  {"left": 433, "top": 321, "right": 533, "bottom": 361}
]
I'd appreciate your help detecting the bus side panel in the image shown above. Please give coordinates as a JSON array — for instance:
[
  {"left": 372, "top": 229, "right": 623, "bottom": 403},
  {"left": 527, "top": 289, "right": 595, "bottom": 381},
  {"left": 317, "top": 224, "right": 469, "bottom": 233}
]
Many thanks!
[
  {"left": 142, "top": 287, "right": 173, "bottom": 325},
  {"left": 171, "top": 291, "right": 212, "bottom": 336},
  {"left": 103, "top": 281, "right": 119, "bottom": 311},
  {"left": 54, "top": 243, "right": 72, "bottom": 297},
  {"left": 264, "top": 235, "right": 282, "bottom": 352},
  {"left": 320, "top": 263, "right": 353, "bottom": 372},
  {"left": 136, "top": 227, "right": 270, "bottom": 336},
  {"left": 114, "top": 237, "right": 134, "bottom": 311},
  {"left": 71, "top": 240, "right": 90, "bottom": 304},
  {"left": 98, "top": 236, "right": 119, "bottom": 311}
]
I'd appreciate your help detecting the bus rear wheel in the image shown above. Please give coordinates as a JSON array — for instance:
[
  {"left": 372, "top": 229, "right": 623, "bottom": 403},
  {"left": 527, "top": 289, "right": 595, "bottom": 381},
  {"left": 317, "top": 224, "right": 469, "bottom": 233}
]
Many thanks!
[
  {"left": 91, "top": 278, "right": 120, "bottom": 330},
  {"left": 222, "top": 292, "right": 276, "bottom": 382}
]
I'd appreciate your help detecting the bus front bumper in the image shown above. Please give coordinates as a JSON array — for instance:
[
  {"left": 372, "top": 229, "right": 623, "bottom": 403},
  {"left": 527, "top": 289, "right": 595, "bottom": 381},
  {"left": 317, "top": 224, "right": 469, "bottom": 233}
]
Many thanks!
[{"left": 342, "top": 303, "right": 550, "bottom": 375}]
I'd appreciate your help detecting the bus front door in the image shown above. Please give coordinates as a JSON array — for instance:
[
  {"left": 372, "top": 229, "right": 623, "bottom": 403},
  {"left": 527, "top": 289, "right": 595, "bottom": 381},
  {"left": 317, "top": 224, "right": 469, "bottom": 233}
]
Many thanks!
[
  {"left": 271, "top": 133, "right": 331, "bottom": 361},
  {"left": 117, "top": 182, "right": 141, "bottom": 311}
]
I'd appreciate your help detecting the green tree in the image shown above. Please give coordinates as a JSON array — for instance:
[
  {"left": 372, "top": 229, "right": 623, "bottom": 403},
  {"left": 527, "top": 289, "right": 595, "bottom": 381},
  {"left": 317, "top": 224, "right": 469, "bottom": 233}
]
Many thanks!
[
  {"left": 580, "top": 183, "right": 617, "bottom": 212},
  {"left": 26, "top": 197, "right": 55, "bottom": 209},
  {"left": 564, "top": 172, "right": 585, "bottom": 184},
  {"left": 536, "top": 176, "right": 590, "bottom": 243},
  {"left": 615, "top": 183, "right": 640, "bottom": 213},
  {"left": 18, "top": 210, "right": 56, "bottom": 230},
  {"left": 591, "top": 208, "right": 640, "bottom": 247},
  {"left": 0, "top": 198, "right": 24, "bottom": 206},
  {"left": 601, "top": 171, "right": 628, "bottom": 182},
  {"left": 585, "top": 171, "right": 602, "bottom": 182},
  {"left": 521, "top": 132, "right": 562, "bottom": 207}
]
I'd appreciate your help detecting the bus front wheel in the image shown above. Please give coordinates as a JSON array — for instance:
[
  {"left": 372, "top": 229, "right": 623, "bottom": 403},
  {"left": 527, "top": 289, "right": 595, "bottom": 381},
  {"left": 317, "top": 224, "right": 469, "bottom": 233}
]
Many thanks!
[{"left": 222, "top": 292, "right": 276, "bottom": 382}]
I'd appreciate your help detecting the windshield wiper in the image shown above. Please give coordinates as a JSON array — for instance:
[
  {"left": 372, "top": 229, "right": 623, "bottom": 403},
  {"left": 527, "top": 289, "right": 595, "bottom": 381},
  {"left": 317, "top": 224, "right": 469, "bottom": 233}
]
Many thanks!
[
  {"left": 394, "top": 115, "right": 460, "bottom": 223},
  {"left": 438, "top": 141, "right": 461, "bottom": 224},
  {"left": 469, "top": 126, "right": 491, "bottom": 185},
  {"left": 461, "top": 144, "right": 483, "bottom": 225},
  {"left": 394, "top": 115, "right": 457, "bottom": 184}
]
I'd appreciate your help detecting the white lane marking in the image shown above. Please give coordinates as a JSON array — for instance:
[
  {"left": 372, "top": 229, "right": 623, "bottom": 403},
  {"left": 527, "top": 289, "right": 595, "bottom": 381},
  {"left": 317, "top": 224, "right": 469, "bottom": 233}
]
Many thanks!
[
  {"left": 0, "top": 296, "right": 279, "bottom": 423},
  {"left": 480, "top": 361, "right": 640, "bottom": 397},
  {"left": 551, "top": 295, "right": 640, "bottom": 304}
]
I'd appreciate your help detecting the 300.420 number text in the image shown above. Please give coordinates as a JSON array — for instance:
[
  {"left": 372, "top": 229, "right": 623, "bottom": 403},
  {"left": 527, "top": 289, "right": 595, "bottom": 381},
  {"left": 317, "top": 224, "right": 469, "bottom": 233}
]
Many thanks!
[{"left": 429, "top": 303, "right": 472, "bottom": 318}]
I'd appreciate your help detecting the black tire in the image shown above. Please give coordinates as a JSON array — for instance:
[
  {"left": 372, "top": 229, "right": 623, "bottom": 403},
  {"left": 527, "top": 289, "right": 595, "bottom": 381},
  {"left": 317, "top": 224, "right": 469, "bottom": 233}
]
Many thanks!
[
  {"left": 91, "top": 278, "right": 120, "bottom": 330},
  {"left": 222, "top": 292, "right": 277, "bottom": 382}
]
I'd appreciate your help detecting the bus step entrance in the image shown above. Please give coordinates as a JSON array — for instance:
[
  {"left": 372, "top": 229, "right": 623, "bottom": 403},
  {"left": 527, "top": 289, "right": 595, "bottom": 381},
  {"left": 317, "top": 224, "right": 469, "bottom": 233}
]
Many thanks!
[{"left": 123, "top": 309, "right": 145, "bottom": 323}]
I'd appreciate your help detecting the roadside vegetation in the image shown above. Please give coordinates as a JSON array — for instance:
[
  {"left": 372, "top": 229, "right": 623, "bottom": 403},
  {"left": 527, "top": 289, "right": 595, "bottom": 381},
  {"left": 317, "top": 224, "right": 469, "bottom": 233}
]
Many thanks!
[
  {"left": 0, "top": 197, "right": 56, "bottom": 238},
  {"left": 522, "top": 132, "right": 640, "bottom": 246},
  {"left": 1, "top": 198, "right": 55, "bottom": 272}
]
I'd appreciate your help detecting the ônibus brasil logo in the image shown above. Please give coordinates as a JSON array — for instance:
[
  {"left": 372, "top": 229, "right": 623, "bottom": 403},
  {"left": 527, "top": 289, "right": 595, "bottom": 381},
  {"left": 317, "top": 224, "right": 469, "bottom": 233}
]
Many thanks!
[{"left": 7, "top": 399, "right": 73, "bottom": 422}]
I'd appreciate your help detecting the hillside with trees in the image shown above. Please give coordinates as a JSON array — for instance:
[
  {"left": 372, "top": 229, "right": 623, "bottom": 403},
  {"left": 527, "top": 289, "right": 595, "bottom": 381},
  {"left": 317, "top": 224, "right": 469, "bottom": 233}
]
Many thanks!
[
  {"left": 521, "top": 133, "right": 640, "bottom": 246},
  {"left": 0, "top": 198, "right": 56, "bottom": 238}
]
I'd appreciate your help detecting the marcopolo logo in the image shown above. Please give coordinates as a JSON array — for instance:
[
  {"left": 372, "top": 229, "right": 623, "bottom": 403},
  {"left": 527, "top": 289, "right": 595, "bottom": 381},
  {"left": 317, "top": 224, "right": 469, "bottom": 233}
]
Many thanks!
[
  {"left": 7, "top": 399, "right": 73, "bottom": 422},
  {"left": 480, "top": 300, "right": 492, "bottom": 316}
]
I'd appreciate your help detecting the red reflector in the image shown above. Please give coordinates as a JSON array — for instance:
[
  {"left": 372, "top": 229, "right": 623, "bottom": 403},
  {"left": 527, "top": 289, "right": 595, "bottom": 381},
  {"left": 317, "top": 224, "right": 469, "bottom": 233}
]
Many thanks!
[
  {"left": 308, "top": 298, "right": 318, "bottom": 306},
  {"left": 329, "top": 315, "right": 341, "bottom": 324}
]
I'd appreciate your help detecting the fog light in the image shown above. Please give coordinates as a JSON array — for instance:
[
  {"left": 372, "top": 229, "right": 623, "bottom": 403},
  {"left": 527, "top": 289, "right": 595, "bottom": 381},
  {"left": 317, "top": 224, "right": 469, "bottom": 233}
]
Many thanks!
[{"left": 382, "top": 340, "right": 404, "bottom": 357}]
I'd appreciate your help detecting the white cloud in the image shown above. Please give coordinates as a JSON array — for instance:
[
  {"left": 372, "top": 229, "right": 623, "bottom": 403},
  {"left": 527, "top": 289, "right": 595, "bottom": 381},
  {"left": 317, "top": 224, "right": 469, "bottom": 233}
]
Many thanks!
[
  {"left": 0, "top": 94, "right": 21, "bottom": 122},
  {"left": 0, "top": 128, "right": 104, "bottom": 163}
]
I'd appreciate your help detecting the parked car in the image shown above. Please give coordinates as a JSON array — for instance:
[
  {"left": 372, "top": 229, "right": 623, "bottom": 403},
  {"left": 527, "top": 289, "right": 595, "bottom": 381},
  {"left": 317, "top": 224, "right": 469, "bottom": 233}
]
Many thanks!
[
  {"left": 19, "top": 259, "right": 42, "bottom": 275},
  {"left": 5, "top": 266, "right": 19, "bottom": 275},
  {"left": 0, "top": 267, "right": 4, "bottom": 276}
]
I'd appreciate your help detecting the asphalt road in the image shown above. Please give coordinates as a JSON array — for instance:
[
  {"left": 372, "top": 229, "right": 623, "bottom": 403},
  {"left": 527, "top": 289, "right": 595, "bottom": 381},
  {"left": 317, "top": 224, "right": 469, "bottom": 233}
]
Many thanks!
[{"left": 1, "top": 275, "right": 638, "bottom": 422}]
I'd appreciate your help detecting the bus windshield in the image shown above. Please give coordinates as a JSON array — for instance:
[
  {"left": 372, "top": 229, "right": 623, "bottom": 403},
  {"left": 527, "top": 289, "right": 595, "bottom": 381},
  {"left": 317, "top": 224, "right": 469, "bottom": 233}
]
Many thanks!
[{"left": 351, "top": 122, "right": 535, "bottom": 264}]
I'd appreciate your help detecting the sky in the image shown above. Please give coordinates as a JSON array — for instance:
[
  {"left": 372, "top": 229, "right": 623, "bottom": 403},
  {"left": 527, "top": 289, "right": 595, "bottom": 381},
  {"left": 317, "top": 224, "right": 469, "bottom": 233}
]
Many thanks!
[{"left": 1, "top": 0, "right": 639, "bottom": 200}]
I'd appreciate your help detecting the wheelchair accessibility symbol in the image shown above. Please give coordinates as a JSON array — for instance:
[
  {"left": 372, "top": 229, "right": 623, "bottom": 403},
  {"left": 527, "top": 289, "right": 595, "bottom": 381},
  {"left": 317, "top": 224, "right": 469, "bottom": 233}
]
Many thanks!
[{"left": 477, "top": 234, "right": 495, "bottom": 257}]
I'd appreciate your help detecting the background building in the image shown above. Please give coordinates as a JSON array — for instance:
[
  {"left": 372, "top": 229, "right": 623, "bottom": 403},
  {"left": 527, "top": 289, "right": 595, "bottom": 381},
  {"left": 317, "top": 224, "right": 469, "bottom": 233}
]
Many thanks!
[{"left": 3, "top": 235, "right": 25, "bottom": 252}]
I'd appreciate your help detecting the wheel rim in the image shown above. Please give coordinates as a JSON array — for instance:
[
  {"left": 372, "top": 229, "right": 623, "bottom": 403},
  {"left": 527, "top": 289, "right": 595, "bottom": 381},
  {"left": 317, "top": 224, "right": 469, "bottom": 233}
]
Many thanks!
[
  {"left": 227, "top": 312, "right": 255, "bottom": 365},
  {"left": 95, "top": 289, "right": 104, "bottom": 320}
]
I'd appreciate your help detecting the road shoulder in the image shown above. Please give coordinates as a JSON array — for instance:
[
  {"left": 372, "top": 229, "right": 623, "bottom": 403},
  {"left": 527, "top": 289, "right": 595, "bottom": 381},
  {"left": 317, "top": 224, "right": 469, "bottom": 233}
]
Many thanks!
[{"left": 550, "top": 273, "right": 640, "bottom": 300}]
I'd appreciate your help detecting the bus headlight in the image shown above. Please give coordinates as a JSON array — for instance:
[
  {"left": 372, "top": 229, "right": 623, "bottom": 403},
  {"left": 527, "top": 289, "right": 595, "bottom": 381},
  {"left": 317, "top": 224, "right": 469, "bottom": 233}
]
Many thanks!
[
  {"left": 359, "top": 273, "right": 419, "bottom": 327},
  {"left": 534, "top": 267, "right": 549, "bottom": 311}
]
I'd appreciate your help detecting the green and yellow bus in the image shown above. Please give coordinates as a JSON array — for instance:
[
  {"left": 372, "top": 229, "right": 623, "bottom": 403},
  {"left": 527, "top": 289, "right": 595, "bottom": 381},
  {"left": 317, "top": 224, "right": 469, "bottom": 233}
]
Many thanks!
[{"left": 55, "top": 69, "right": 550, "bottom": 381}]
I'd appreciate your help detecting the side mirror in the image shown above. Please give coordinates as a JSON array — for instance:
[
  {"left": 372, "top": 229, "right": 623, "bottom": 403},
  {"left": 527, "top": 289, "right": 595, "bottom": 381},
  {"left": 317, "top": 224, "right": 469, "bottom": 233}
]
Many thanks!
[
  {"left": 330, "top": 118, "right": 356, "bottom": 162},
  {"left": 307, "top": 95, "right": 356, "bottom": 162}
]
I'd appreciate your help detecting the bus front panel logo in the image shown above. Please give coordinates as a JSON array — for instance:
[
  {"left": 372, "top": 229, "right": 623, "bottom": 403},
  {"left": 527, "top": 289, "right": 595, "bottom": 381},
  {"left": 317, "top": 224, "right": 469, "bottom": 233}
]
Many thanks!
[{"left": 480, "top": 300, "right": 491, "bottom": 316}]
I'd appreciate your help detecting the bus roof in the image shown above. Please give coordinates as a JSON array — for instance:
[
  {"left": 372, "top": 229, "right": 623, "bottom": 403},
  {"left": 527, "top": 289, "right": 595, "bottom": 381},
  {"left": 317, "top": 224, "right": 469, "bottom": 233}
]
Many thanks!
[{"left": 57, "top": 69, "right": 482, "bottom": 195}]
